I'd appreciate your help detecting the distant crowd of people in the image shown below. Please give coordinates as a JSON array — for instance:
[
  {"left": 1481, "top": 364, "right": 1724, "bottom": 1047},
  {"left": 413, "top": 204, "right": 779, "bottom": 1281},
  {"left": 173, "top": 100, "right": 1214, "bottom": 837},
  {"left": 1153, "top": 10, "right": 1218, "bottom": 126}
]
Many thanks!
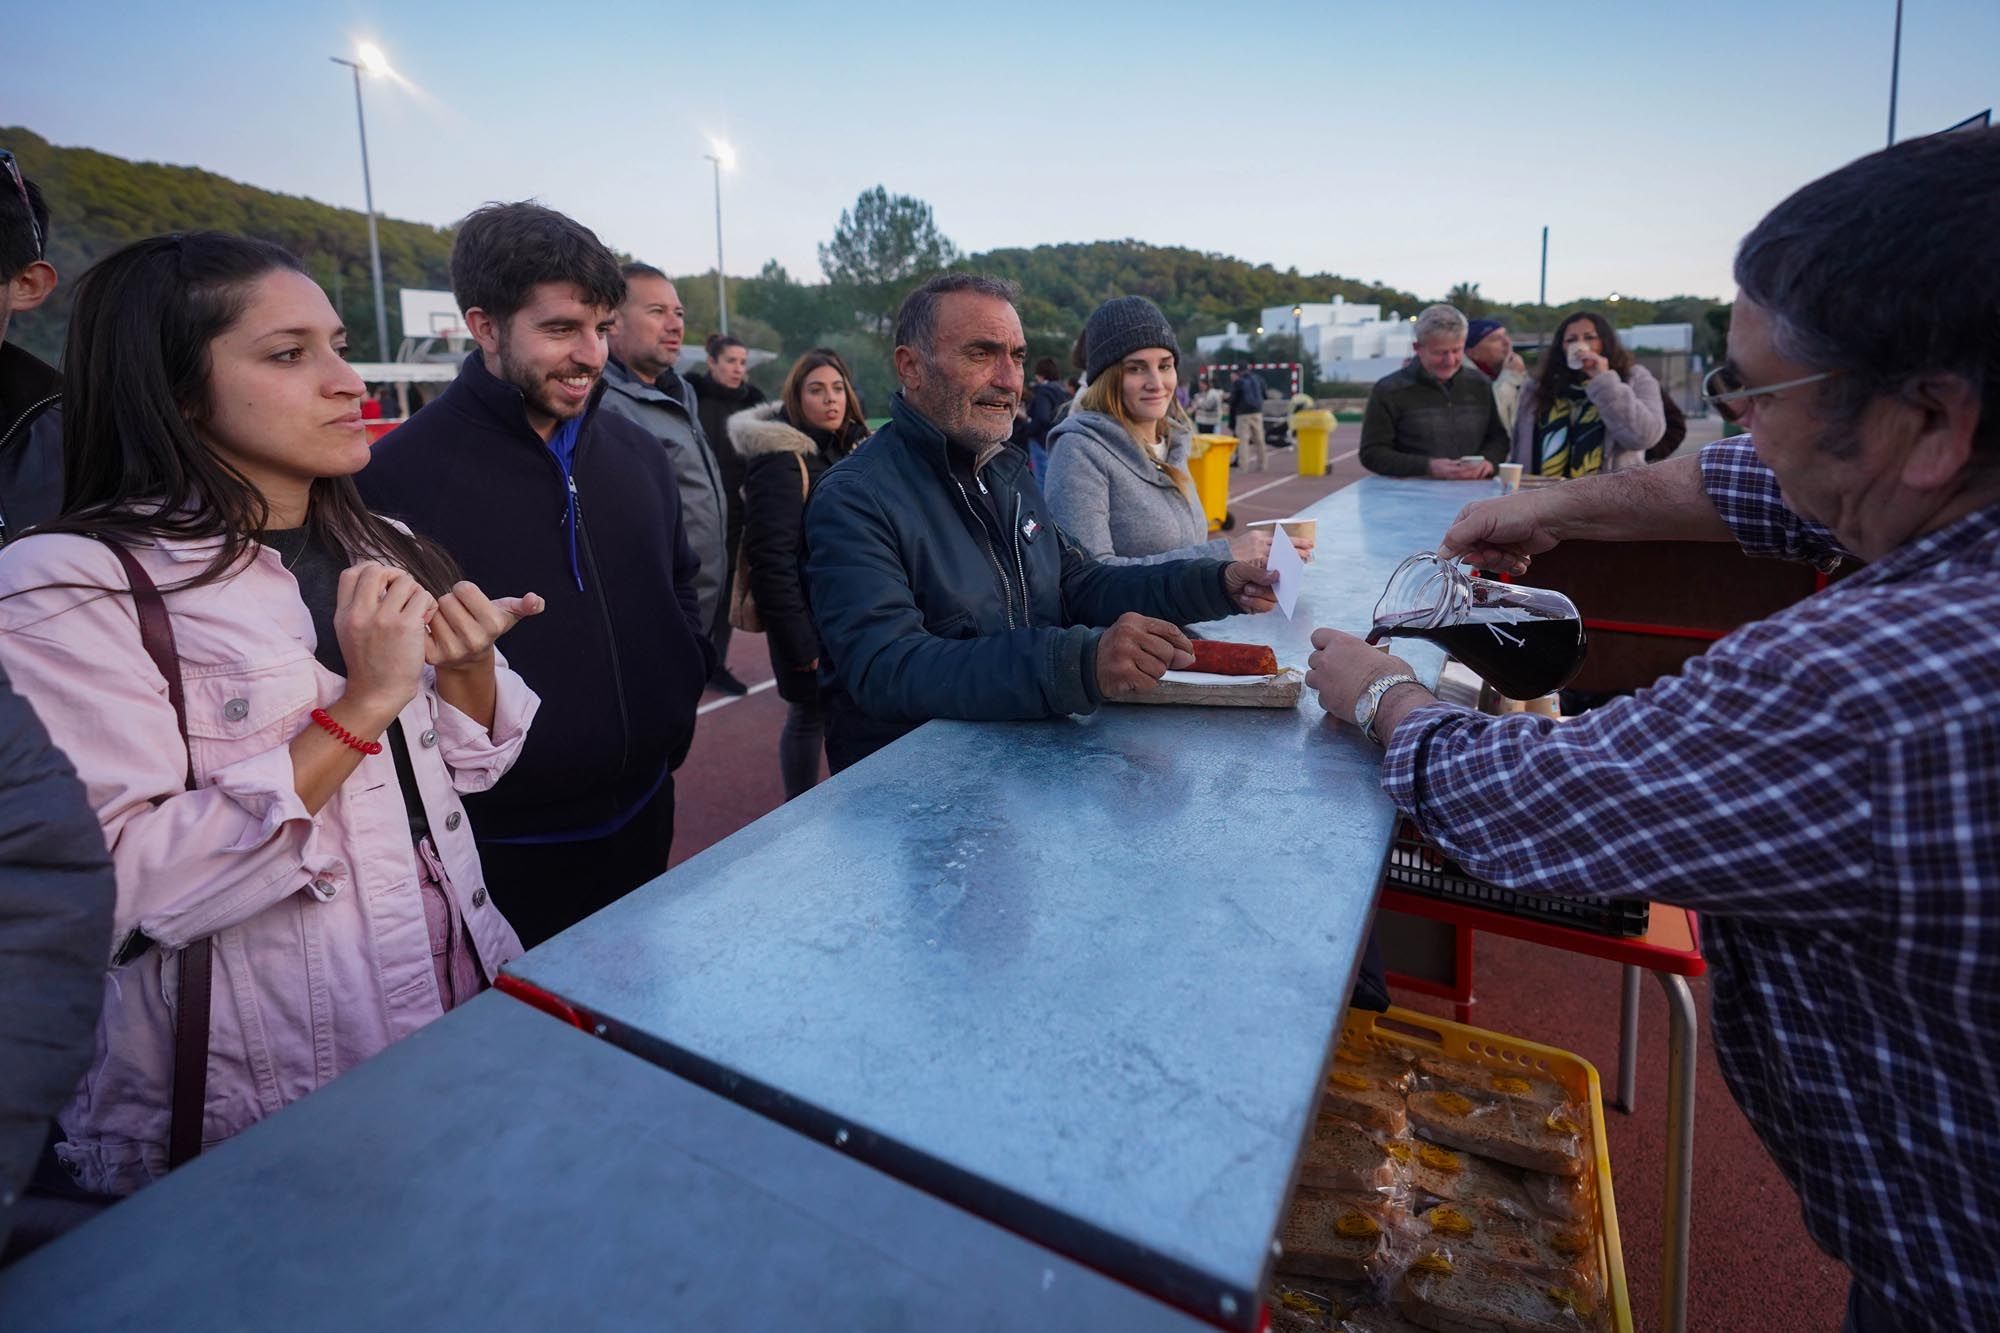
[{"left": 2, "top": 126, "right": 1998, "bottom": 1333}]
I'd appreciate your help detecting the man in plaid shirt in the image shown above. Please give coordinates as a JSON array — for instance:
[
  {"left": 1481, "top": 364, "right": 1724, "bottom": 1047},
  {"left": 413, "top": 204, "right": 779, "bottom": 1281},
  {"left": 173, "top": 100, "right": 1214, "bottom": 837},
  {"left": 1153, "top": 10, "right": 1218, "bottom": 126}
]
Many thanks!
[{"left": 1309, "top": 128, "right": 2000, "bottom": 1333}]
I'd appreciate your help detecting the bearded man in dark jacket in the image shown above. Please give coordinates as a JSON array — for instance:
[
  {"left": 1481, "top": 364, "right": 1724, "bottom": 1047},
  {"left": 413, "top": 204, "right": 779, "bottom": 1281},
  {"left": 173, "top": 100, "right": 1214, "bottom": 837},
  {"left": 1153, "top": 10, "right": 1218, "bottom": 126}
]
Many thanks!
[
  {"left": 358, "top": 203, "right": 711, "bottom": 947},
  {"left": 802, "top": 274, "right": 1278, "bottom": 771}
]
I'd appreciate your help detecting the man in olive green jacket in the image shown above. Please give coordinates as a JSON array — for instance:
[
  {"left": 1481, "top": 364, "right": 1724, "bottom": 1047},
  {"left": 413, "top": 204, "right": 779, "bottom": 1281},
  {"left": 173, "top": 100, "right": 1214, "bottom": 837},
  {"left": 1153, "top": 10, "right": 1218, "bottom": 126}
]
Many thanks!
[{"left": 1359, "top": 304, "right": 1508, "bottom": 479}]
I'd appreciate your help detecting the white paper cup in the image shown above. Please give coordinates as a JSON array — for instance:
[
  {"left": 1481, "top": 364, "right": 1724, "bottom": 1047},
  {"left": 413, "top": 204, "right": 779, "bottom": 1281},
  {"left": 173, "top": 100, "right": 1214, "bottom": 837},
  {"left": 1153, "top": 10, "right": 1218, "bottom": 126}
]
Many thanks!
[
  {"left": 1248, "top": 518, "right": 1317, "bottom": 561},
  {"left": 1498, "top": 462, "right": 1523, "bottom": 493}
]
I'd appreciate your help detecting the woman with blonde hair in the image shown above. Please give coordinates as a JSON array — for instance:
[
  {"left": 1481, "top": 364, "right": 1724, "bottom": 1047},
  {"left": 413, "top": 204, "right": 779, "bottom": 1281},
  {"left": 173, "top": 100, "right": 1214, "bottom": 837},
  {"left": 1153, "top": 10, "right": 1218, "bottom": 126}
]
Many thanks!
[
  {"left": 730, "top": 348, "right": 870, "bottom": 797},
  {"left": 1045, "top": 297, "right": 1308, "bottom": 566}
]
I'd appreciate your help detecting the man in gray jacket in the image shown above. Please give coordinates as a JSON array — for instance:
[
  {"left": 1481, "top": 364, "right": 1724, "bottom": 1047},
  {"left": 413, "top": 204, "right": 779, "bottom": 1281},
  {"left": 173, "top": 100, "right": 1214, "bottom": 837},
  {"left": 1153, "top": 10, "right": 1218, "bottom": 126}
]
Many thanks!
[
  {"left": 600, "top": 264, "right": 733, "bottom": 686},
  {"left": 0, "top": 665, "right": 114, "bottom": 1258}
]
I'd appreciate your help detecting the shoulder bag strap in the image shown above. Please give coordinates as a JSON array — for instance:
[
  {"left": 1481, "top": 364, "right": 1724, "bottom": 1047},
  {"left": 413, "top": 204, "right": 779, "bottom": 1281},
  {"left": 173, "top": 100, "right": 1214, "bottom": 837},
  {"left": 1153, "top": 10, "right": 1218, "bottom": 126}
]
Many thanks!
[
  {"left": 797, "top": 453, "right": 810, "bottom": 500},
  {"left": 98, "top": 541, "right": 193, "bottom": 788},
  {"left": 96, "top": 538, "right": 211, "bottom": 1171}
]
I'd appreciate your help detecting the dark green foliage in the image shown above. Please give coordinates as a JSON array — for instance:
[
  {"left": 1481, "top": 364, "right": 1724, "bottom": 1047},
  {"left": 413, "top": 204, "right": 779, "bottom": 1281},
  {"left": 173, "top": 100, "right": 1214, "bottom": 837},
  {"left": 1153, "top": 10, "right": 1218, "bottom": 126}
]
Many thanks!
[
  {"left": 817, "top": 187, "right": 960, "bottom": 338},
  {"left": 2, "top": 126, "right": 453, "bottom": 363},
  {"left": 973, "top": 240, "right": 1424, "bottom": 350}
]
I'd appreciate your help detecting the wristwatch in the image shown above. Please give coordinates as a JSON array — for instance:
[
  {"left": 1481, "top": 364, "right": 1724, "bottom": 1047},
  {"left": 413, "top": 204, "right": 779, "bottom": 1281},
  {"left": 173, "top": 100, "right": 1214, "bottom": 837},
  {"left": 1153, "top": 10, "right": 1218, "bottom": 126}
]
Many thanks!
[{"left": 1353, "top": 672, "right": 1422, "bottom": 745}]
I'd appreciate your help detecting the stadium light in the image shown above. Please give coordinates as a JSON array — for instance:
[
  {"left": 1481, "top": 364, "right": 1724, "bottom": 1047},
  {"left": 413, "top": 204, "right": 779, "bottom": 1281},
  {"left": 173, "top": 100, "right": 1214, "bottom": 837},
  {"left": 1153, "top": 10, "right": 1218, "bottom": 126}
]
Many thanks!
[
  {"left": 329, "top": 43, "right": 395, "bottom": 360},
  {"left": 703, "top": 139, "right": 736, "bottom": 334}
]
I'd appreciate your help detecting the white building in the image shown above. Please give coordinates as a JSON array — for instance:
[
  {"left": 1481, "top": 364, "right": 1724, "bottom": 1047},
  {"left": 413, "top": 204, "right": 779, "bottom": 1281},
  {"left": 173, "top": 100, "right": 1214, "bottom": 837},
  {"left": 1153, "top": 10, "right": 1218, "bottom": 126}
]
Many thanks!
[
  {"left": 1194, "top": 295, "right": 1416, "bottom": 385},
  {"left": 1617, "top": 323, "right": 1695, "bottom": 353}
]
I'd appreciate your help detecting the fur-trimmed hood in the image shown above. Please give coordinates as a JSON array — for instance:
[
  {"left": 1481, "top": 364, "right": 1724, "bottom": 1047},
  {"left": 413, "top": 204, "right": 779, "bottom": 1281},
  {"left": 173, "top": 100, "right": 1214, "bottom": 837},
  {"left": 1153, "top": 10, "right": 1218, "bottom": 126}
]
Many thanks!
[{"left": 728, "top": 402, "right": 816, "bottom": 459}]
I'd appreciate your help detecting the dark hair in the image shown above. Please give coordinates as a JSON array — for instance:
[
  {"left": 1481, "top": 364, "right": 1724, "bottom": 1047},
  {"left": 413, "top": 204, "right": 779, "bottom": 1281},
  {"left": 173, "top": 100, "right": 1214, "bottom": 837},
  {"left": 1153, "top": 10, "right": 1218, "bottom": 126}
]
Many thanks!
[
  {"left": 1735, "top": 126, "right": 2000, "bottom": 459},
  {"left": 1033, "top": 356, "right": 1061, "bottom": 381},
  {"left": 706, "top": 332, "right": 746, "bottom": 360},
  {"left": 1531, "top": 310, "right": 1632, "bottom": 415},
  {"left": 892, "top": 273, "right": 1020, "bottom": 355},
  {"left": 451, "top": 202, "right": 626, "bottom": 325},
  {"left": 38, "top": 232, "right": 456, "bottom": 594},
  {"left": 621, "top": 261, "right": 668, "bottom": 285},
  {"left": 781, "top": 348, "right": 868, "bottom": 440},
  {"left": 1069, "top": 330, "right": 1088, "bottom": 373},
  {"left": 1, "top": 170, "right": 49, "bottom": 281}
]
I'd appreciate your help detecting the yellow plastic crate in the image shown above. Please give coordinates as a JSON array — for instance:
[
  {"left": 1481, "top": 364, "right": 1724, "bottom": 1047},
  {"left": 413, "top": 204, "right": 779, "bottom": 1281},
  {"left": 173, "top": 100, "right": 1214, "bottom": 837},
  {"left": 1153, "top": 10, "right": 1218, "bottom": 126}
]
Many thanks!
[{"left": 1337, "top": 1006, "right": 1631, "bottom": 1333}]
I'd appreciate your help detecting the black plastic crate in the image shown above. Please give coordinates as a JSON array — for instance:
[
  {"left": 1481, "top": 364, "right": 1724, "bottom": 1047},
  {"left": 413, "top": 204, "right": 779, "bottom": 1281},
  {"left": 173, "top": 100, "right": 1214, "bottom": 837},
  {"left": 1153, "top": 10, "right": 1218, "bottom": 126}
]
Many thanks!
[{"left": 1383, "top": 824, "right": 1652, "bottom": 937}]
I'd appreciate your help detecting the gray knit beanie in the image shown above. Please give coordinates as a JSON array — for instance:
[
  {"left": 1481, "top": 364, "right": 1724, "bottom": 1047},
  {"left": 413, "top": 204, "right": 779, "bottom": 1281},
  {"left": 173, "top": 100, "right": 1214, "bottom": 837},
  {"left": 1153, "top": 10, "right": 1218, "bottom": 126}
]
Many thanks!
[{"left": 1084, "top": 296, "right": 1179, "bottom": 380}]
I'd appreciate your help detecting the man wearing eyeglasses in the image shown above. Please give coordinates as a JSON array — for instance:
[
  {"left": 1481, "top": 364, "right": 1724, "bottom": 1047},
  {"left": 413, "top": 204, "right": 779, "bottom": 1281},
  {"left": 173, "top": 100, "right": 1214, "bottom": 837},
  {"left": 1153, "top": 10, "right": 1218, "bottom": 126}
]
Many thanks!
[
  {"left": 0, "top": 153, "right": 62, "bottom": 549},
  {"left": 1305, "top": 127, "right": 2000, "bottom": 1333}
]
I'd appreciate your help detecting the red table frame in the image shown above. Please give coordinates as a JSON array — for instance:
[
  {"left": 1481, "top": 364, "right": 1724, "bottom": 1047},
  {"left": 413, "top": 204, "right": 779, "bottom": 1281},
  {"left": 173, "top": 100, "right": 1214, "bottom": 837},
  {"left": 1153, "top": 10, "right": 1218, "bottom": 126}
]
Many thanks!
[{"left": 1380, "top": 892, "right": 1705, "bottom": 1333}]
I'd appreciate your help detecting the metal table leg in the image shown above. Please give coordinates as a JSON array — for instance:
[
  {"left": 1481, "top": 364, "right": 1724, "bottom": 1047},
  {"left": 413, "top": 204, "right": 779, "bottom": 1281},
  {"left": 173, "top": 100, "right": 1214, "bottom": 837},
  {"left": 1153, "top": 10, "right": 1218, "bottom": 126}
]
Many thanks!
[
  {"left": 1657, "top": 971, "right": 1697, "bottom": 1333},
  {"left": 1616, "top": 964, "right": 1641, "bottom": 1113}
]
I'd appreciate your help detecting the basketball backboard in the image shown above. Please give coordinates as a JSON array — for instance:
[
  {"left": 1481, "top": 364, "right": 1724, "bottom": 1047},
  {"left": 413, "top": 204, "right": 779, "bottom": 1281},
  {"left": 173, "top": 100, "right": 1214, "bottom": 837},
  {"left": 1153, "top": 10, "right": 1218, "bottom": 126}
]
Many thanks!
[{"left": 399, "top": 288, "right": 463, "bottom": 341}]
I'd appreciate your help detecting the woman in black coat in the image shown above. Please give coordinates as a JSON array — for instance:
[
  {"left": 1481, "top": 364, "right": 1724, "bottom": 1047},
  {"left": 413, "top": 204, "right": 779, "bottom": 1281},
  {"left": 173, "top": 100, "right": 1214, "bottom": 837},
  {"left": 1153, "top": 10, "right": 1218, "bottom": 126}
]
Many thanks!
[{"left": 729, "top": 349, "right": 870, "bottom": 798}]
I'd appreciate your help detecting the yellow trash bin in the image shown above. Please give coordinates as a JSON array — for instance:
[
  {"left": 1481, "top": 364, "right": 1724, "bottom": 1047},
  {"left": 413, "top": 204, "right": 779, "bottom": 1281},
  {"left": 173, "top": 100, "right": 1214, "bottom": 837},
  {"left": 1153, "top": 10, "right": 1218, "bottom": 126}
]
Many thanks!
[
  {"left": 1187, "top": 434, "right": 1237, "bottom": 532},
  {"left": 1291, "top": 409, "right": 1334, "bottom": 477}
]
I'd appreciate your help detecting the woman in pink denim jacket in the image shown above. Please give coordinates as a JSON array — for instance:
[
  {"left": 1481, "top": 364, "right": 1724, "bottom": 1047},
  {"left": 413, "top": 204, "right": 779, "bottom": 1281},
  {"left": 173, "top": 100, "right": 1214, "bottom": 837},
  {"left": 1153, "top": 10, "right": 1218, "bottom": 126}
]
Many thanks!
[{"left": 0, "top": 234, "right": 543, "bottom": 1196}]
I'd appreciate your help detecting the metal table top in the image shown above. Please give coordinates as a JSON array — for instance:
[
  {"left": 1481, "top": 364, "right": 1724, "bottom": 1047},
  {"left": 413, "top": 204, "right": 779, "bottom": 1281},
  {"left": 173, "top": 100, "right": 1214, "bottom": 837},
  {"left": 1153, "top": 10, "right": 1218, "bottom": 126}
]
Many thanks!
[
  {"left": 504, "top": 476, "right": 1483, "bottom": 1328},
  {"left": 0, "top": 993, "right": 1212, "bottom": 1332}
]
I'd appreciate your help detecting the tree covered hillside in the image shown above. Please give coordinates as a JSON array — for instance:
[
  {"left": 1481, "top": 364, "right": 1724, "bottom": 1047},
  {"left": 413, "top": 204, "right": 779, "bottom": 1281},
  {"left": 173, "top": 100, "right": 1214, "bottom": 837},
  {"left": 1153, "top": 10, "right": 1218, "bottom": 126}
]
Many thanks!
[
  {"left": 976, "top": 240, "right": 1425, "bottom": 352},
  {"left": 3, "top": 126, "right": 453, "bottom": 364}
]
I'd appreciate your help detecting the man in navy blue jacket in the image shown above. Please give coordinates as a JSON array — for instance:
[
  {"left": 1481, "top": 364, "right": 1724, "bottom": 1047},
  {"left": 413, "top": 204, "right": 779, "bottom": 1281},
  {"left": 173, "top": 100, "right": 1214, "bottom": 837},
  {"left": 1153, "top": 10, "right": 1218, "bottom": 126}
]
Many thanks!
[
  {"left": 804, "top": 275, "right": 1277, "bottom": 771},
  {"left": 358, "top": 203, "right": 712, "bottom": 947}
]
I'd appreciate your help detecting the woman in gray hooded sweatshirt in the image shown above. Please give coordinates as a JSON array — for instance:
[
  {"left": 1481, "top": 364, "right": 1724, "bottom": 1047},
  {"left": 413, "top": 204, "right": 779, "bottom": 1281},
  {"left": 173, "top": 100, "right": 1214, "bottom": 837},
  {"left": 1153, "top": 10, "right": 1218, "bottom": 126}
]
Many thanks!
[{"left": 1045, "top": 297, "right": 1306, "bottom": 567}]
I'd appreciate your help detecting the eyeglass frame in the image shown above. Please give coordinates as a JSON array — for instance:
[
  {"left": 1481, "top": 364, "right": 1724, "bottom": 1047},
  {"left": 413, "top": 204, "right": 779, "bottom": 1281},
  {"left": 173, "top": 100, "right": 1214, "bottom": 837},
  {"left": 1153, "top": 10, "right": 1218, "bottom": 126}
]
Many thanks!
[
  {"left": 0, "top": 150, "right": 45, "bottom": 263},
  {"left": 1700, "top": 361, "right": 1840, "bottom": 422}
]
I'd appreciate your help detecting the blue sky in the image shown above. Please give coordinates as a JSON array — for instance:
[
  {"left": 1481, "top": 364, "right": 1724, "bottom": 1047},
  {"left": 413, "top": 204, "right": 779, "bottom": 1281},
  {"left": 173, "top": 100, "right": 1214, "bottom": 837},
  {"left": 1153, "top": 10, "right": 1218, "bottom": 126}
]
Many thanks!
[{"left": 10, "top": 0, "right": 1995, "bottom": 305}]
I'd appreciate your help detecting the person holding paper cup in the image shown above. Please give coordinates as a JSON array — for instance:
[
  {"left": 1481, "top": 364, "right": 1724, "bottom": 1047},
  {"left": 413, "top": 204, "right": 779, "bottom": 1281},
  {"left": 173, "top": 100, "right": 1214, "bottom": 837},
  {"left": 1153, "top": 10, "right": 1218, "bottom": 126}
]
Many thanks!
[
  {"left": 1248, "top": 518, "right": 1318, "bottom": 561},
  {"left": 1045, "top": 296, "right": 1312, "bottom": 567},
  {"left": 1509, "top": 311, "right": 1666, "bottom": 479},
  {"left": 1358, "top": 304, "right": 1510, "bottom": 480}
]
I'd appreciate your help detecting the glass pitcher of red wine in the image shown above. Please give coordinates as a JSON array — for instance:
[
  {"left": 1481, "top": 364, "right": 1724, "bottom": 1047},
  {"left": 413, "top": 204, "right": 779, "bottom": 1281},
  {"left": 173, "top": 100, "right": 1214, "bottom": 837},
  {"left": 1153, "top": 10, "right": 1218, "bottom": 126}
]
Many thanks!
[{"left": 1365, "top": 553, "right": 1588, "bottom": 700}]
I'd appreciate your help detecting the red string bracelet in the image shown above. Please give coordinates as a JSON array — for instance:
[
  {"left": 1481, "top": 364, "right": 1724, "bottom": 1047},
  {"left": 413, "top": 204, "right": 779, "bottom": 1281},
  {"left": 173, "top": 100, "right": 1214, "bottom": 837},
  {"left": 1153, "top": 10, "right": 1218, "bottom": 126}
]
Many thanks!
[{"left": 310, "top": 707, "right": 383, "bottom": 756}]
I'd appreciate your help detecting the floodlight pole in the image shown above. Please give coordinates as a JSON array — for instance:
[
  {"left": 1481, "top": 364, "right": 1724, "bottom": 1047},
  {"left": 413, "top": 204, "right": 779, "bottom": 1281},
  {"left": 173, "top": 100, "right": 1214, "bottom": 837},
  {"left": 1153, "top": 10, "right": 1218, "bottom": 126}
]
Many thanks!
[
  {"left": 331, "top": 56, "right": 392, "bottom": 361},
  {"left": 705, "top": 154, "right": 728, "bottom": 336},
  {"left": 1886, "top": 0, "right": 1904, "bottom": 147}
]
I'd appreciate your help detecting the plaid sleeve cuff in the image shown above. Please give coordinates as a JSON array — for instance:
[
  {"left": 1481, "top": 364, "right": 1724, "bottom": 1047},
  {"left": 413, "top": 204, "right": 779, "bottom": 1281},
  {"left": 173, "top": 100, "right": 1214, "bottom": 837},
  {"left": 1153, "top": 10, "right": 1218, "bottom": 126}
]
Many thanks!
[
  {"left": 1379, "top": 700, "right": 1480, "bottom": 834},
  {"left": 1699, "top": 438, "right": 1846, "bottom": 571}
]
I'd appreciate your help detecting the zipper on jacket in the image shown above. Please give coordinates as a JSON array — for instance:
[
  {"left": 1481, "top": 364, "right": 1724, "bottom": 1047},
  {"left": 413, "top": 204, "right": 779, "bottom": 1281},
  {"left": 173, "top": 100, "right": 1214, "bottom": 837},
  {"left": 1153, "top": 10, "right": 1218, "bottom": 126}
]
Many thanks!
[
  {"left": 1010, "top": 492, "right": 1032, "bottom": 627},
  {"left": 540, "top": 417, "right": 631, "bottom": 778},
  {"left": 0, "top": 391, "right": 57, "bottom": 459},
  {"left": 950, "top": 473, "right": 1018, "bottom": 630},
  {"left": 562, "top": 474, "right": 586, "bottom": 592}
]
